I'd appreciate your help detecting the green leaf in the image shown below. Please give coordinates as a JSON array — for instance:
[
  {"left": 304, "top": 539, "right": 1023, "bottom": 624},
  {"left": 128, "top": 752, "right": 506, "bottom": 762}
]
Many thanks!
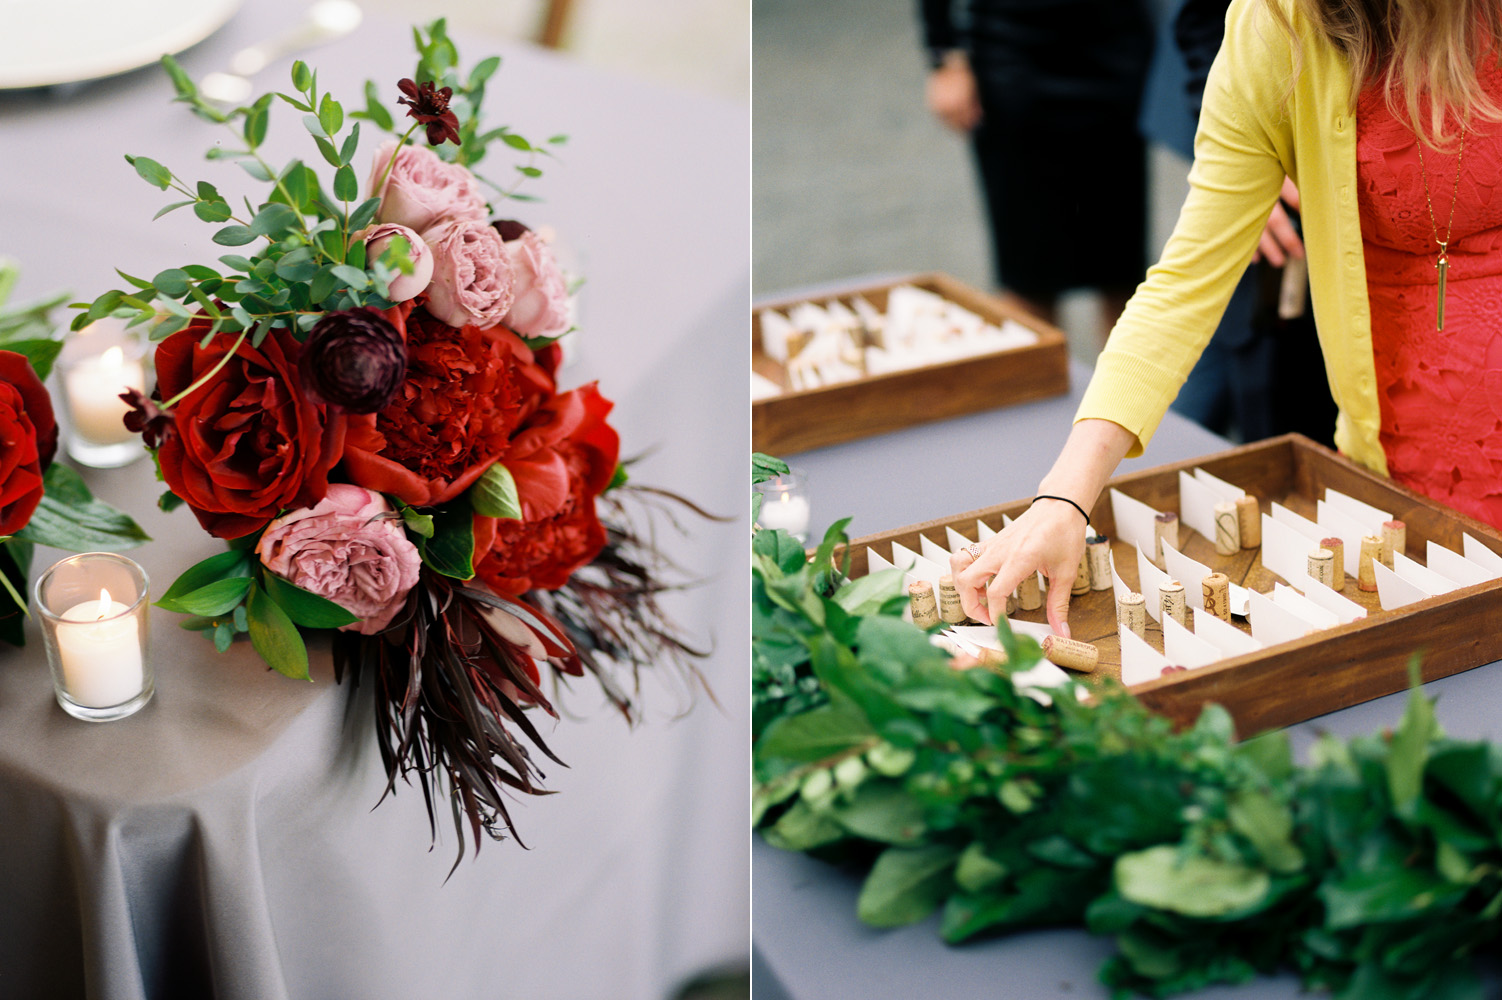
[
  {"left": 244, "top": 102, "right": 269, "bottom": 147},
  {"left": 753, "top": 453, "right": 790, "bottom": 485},
  {"left": 339, "top": 122, "right": 361, "bottom": 165},
  {"left": 502, "top": 133, "right": 532, "bottom": 152},
  {"left": 1227, "top": 790, "right": 1303, "bottom": 873},
  {"left": 468, "top": 55, "right": 501, "bottom": 89},
  {"left": 261, "top": 571, "right": 358, "bottom": 628},
  {"left": 128, "top": 155, "right": 172, "bottom": 190},
  {"left": 15, "top": 465, "right": 149, "bottom": 551},
  {"left": 0, "top": 339, "right": 63, "bottom": 382},
  {"left": 156, "top": 549, "right": 253, "bottom": 609},
  {"left": 212, "top": 225, "right": 256, "bottom": 247},
  {"left": 156, "top": 576, "right": 252, "bottom": 616},
  {"left": 159, "top": 490, "right": 185, "bottom": 512},
  {"left": 758, "top": 702, "right": 874, "bottom": 763},
  {"left": 246, "top": 583, "right": 309, "bottom": 680},
  {"left": 471, "top": 462, "right": 522, "bottom": 519},
  {"left": 249, "top": 203, "right": 301, "bottom": 239},
  {"left": 857, "top": 845, "right": 958, "bottom": 928},
  {"left": 417, "top": 493, "right": 475, "bottom": 580},
  {"left": 152, "top": 199, "right": 195, "bottom": 221},
  {"left": 1115, "top": 846, "right": 1271, "bottom": 918},
  {"left": 954, "top": 842, "right": 1009, "bottom": 893},
  {"left": 332, "top": 163, "right": 358, "bottom": 202},
  {"left": 1388, "top": 675, "right": 1438, "bottom": 813},
  {"left": 397, "top": 502, "right": 434, "bottom": 538},
  {"left": 218, "top": 254, "right": 256, "bottom": 274},
  {"left": 152, "top": 268, "right": 191, "bottom": 298},
  {"left": 831, "top": 782, "right": 928, "bottom": 845},
  {"left": 291, "top": 59, "right": 311, "bottom": 92},
  {"left": 833, "top": 567, "right": 904, "bottom": 616},
  {"left": 357, "top": 81, "right": 394, "bottom": 131},
  {"left": 347, "top": 196, "right": 381, "bottom": 233},
  {"left": 318, "top": 92, "right": 343, "bottom": 136},
  {"left": 161, "top": 54, "right": 196, "bottom": 99},
  {"left": 762, "top": 800, "right": 846, "bottom": 852},
  {"left": 606, "top": 463, "right": 628, "bottom": 491}
]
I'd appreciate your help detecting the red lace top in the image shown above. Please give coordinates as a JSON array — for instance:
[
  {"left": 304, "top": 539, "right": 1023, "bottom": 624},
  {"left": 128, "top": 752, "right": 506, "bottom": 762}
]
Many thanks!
[{"left": 1358, "top": 73, "right": 1502, "bottom": 529}]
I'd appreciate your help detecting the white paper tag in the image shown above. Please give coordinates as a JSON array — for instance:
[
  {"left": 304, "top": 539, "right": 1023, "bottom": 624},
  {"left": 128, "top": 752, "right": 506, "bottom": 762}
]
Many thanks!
[
  {"left": 1135, "top": 544, "right": 1171, "bottom": 623},
  {"left": 867, "top": 547, "right": 896, "bottom": 574},
  {"left": 1110, "top": 488, "right": 1163, "bottom": 557},
  {"left": 1161, "top": 541, "right": 1250, "bottom": 616},
  {"left": 1315, "top": 500, "right": 1369, "bottom": 578},
  {"left": 1261, "top": 513, "right": 1316, "bottom": 586},
  {"left": 919, "top": 533, "right": 952, "bottom": 567},
  {"left": 1426, "top": 541, "right": 1498, "bottom": 587},
  {"left": 1272, "top": 583, "right": 1340, "bottom": 629},
  {"left": 1323, "top": 487, "right": 1392, "bottom": 533},
  {"left": 945, "top": 525, "right": 973, "bottom": 556},
  {"left": 1372, "top": 560, "right": 1427, "bottom": 610},
  {"left": 1163, "top": 613, "right": 1222, "bottom": 669},
  {"left": 1191, "top": 607, "right": 1262, "bottom": 657},
  {"left": 1194, "top": 467, "right": 1248, "bottom": 503},
  {"left": 1178, "top": 470, "right": 1220, "bottom": 545},
  {"left": 1110, "top": 550, "right": 1131, "bottom": 604},
  {"left": 1119, "top": 624, "right": 1170, "bottom": 686},
  {"left": 1271, "top": 502, "right": 1324, "bottom": 542},
  {"left": 1247, "top": 588, "right": 1317, "bottom": 646},
  {"left": 1392, "top": 551, "right": 1462, "bottom": 596},
  {"left": 1462, "top": 533, "right": 1502, "bottom": 573},
  {"left": 1296, "top": 572, "right": 1367, "bottom": 623}
]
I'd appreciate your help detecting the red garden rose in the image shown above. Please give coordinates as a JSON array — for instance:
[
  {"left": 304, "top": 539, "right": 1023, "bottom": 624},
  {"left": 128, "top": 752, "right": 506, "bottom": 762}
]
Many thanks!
[
  {"left": 342, "top": 305, "right": 554, "bottom": 507},
  {"left": 472, "top": 383, "right": 619, "bottom": 595},
  {"left": 155, "top": 320, "right": 346, "bottom": 539},
  {"left": 0, "top": 350, "right": 56, "bottom": 536}
]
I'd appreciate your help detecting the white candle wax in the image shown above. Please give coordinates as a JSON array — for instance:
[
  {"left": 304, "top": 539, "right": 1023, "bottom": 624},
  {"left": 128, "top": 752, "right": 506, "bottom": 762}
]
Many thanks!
[
  {"left": 758, "top": 492, "right": 811, "bottom": 537},
  {"left": 64, "top": 346, "right": 146, "bottom": 445},
  {"left": 57, "top": 593, "right": 144, "bottom": 709}
]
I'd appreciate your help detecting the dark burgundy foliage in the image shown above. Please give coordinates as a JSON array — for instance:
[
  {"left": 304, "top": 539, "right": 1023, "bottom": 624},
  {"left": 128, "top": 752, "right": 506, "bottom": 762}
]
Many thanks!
[
  {"left": 491, "top": 219, "right": 530, "bottom": 242},
  {"left": 397, "top": 78, "right": 461, "bottom": 146}
]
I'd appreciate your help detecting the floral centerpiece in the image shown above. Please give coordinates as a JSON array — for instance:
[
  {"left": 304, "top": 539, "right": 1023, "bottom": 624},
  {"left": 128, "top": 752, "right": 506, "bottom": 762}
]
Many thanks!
[
  {"left": 76, "top": 23, "right": 703, "bottom": 862},
  {"left": 0, "top": 262, "right": 148, "bottom": 646}
]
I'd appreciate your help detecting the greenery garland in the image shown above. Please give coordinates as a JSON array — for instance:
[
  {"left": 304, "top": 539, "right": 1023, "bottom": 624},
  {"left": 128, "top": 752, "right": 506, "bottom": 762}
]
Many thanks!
[{"left": 751, "top": 464, "right": 1502, "bottom": 999}]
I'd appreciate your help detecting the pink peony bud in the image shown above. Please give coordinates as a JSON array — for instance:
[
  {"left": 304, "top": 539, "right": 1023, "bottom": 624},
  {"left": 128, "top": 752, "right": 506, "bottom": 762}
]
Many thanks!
[
  {"left": 368, "top": 140, "right": 488, "bottom": 234},
  {"left": 497, "top": 229, "right": 570, "bottom": 339}
]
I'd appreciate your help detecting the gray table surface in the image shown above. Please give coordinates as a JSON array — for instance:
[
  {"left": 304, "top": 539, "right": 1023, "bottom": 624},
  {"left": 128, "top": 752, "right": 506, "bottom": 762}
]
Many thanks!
[
  {"left": 753, "top": 354, "right": 1502, "bottom": 998},
  {"left": 0, "top": 6, "right": 748, "bottom": 999}
]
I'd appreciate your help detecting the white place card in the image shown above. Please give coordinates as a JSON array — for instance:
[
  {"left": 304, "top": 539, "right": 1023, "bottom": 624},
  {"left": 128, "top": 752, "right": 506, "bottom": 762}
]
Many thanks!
[
  {"left": 759, "top": 309, "right": 796, "bottom": 361},
  {"left": 1110, "top": 489, "right": 1163, "bottom": 558},
  {"left": 1271, "top": 502, "right": 1324, "bottom": 542},
  {"left": 1136, "top": 544, "right": 1171, "bottom": 623},
  {"left": 867, "top": 547, "right": 897, "bottom": 574},
  {"left": 1297, "top": 573, "right": 1367, "bottom": 623},
  {"left": 949, "top": 619, "right": 1055, "bottom": 645},
  {"left": 893, "top": 543, "right": 944, "bottom": 587},
  {"left": 888, "top": 541, "right": 920, "bottom": 572},
  {"left": 1392, "top": 551, "right": 1462, "bottom": 597},
  {"left": 1192, "top": 607, "right": 1262, "bottom": 658},
  {"left": 1119, "top": 625, "right": 1170, "bottom": 686},
  {"left": 1247, "top": 588, "right": 1318, "bottom": 646},
  {"left": 1272, "top": 584, "right": 1340, "bottom": 629},
  {"left": 1315, "top": 500, "right": 1368, "bottom": 577},
  {"left": 1372, "top": 560, "right": 1427, "bottom": 610},
  {"left": 1261, "top": 513, "right": 1315, "bottom": 586},
  {"left": 1323, "top": 487, "right": 1392, "bottom": 533},
  {"left": 1194, "top": 467, "right": 1248, "bottom": 503},
  {"left": 1463, "top": 533, "right": 1502, "bottom": 573},
  {"left": 1178, "top": 470, "right": 1220, "bottom": 545},
  {"left": 1427, "top": 541, "right": 1498, "bottom": 587},
  {"left": 919, "top": 533, "right": 952, "bottom": 567},
  {"left": 1163, "top": 613, "right": 1222, "bottom": 669},
  {"left": 1162, "top": 541, "right": 1251, "bottom": 615},
  {"left": 978, "top": 519, "right": 997, "bottom": 541},
  {"left": 945, "top": 526, "right": 973, "bottom": 556},
  {"left": 1110, "top": 550, "right": 1131, "bottom": 604},
  {"left": 752, "top": 372, "right": 781, "bottom": 400}
]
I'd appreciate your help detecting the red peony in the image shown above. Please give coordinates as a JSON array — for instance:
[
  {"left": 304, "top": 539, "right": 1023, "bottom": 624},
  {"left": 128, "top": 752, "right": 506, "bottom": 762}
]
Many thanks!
[
  {"left": 155, "top": 320, "right": 346, "bottom": 539},
  {"left": 0, "top": 350, "right": 56, "bottom": 536},
  {"left": 473, "top": 383, "right": 619, "bottom": 595},
  {"left": 342, "top": 305, "right": 554, "bottom": 507}
]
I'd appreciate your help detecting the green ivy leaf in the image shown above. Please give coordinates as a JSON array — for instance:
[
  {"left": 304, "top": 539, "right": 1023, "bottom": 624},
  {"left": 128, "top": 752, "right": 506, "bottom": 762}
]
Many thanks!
[
  {"left": 470, "top": 462, "right": 521, "bottom": 519},
  {"left": 261, "top": 571, "right": 358, "bottom": 628},
  {"left": 246, "top": 582, "right": 309, "bottom": 680}
]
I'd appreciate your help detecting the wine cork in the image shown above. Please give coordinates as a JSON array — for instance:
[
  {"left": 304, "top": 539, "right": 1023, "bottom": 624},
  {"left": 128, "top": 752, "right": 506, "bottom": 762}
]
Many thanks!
[
  {"left": 1321, "top": 537, "right": 1345, "bottom": 590},
  {"left": 1041, "top": 634, "right": 1098, "bottom": 673},
  {"left": 1087, "top": 534, "right": 1113, "bottom": 591},
  {"left": 1307, "top": 547, "right": 1334, "bottom": 589},
  {"left": 1382, "top": 520, "right": 1406, "bottom": 568},
  {"left": 1159, "top": 579, "right": 1187, "bottom": 628},
  {"left": 1358, "top": 535, "right": 1382, "bottom": 592},
  {"left": 1006, "top": 592, "right": 1018, "bottom": 616},
  {"left": 1154, "top": 511, "right": 1179, "bottom": 562},
  {"left": 1017, "top": 573, "right": 1042, "bottom": 611},
  {"left": 938, "top": 574, "right": 968, "bottom": 625},
  {"left": 1213, "top": 501, "right": 1241, "bottom": 555},
  {"left": 1117, "top": 591, "right": 1146, "bottom": 638},
  {"left": 1071, "top": 547, "right": 1091, "bottom": 596},
  {"left": 1234, "top": 494, "right": 1261, "bottom": 548},
  {"left": 1202, "top": 572, "right": 1231, "bottom": 622},
  {"left": 909, "top": 580, "right": 941, "bottom": 628}
]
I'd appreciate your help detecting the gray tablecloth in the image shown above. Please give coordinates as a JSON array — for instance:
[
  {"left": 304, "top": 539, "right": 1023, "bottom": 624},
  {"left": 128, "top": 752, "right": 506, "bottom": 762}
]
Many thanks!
[
  {"left": 0, "top": 6, "right": 748, "bottom": 999},
  {"left": 753, "top": 355, "right": 1502, "bottom": 999}
]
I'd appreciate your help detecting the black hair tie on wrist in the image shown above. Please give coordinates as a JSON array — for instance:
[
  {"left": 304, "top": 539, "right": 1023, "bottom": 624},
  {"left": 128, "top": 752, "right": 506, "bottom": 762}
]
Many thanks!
[{"left": 1032, "top": 494, "right": 1091, "bottom": 529}]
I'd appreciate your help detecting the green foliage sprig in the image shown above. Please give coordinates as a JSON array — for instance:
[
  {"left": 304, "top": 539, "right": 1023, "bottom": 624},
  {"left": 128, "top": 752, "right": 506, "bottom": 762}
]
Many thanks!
[{"left": 753, "top": 516, "right": 1502, "bottom": 999}]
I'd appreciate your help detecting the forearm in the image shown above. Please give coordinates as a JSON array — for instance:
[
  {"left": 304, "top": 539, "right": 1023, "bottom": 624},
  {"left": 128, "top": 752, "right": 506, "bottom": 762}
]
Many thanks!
[{"left": 1036, "top": 418, "right": 1137, "bottom": 520}]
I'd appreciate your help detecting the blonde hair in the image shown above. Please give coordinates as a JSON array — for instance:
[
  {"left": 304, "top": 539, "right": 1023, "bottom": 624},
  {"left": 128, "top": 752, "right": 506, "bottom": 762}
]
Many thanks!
[{"left": 1265, "top": 0, "right": 1502, "bottom": 147}]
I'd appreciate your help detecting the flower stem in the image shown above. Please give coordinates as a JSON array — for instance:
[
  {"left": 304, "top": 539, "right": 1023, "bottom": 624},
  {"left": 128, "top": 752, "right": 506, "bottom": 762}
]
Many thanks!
[
  {"left": 161, "top": 327, "right": 250, "bottom": 409},
  {"left": 373, "top": 122, "right": 423, "bottom": 206}
]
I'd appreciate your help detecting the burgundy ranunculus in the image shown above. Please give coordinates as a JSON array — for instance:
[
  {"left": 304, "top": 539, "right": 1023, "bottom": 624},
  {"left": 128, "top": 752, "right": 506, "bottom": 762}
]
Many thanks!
[
  {"left": 0, "top": 350, "right": 56, "bottom": 536},
  {"left": 298, "top": 307, "right": 409, "bottom": 414}
]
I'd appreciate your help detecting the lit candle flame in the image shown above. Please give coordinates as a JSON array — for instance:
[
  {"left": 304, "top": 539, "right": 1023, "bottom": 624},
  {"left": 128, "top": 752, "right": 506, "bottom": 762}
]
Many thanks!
[
  {"left": 98, "top": 588, "right": 111, "bottom": 619},
  {"left": 101, "top": 346, "right": 124, "bottom": 368}
]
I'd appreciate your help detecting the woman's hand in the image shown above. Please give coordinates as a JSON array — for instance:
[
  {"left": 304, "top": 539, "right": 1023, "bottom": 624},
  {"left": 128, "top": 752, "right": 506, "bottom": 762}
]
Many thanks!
[
  {"left": 1252, "top": 177, "right": 1304, "bottom": 266},
  {"left": 926, "top": 52, "right": 982, "bottom": 133},
  {"left": 950, "top": 500, "right": 1088, "bottom": 637}
]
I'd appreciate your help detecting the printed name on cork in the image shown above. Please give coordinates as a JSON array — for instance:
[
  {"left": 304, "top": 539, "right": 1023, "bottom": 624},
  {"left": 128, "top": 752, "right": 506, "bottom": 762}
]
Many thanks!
[
  {"left": 1159, "top": 579, "right": 1188, "bottom": 628},
  {"left": 1202, "top": 572, "right": 1231, "bottom": 622},
  {"left": 1041, "top": 634, "right": 1098, "bottom": 673},
  {"left": 1116, "top": 591, "right": 1146, "bottom": 638},
  {"left": 938, "top": 575, "right": 970, "bottom": 625},
  {"left": 909, "top": 580, "right": 941, "bottom": 628}
]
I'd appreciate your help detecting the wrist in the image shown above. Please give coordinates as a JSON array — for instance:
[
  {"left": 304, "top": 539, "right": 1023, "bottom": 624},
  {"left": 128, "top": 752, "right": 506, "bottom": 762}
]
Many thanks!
[{"left": 929, "top": 47, "right": 966, "bottom": 70}]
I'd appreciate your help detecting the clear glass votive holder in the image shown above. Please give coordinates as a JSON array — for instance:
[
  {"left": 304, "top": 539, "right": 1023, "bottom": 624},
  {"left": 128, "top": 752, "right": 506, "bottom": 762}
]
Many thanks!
[
  {"left": 56, "top": 319, "right": 150, "bottom": 469},
  {"left": 34, "top": 552, "right": 153, "bottom": 722},
  {"left": 754, "top": 469, "right": 811, "bottom": 543}
]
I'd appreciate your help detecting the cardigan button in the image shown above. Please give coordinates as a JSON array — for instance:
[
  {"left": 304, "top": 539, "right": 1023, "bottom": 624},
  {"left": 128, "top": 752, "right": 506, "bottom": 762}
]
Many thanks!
[{"left": 1335, "top": 115, "right": 1345, "bottom": 130}]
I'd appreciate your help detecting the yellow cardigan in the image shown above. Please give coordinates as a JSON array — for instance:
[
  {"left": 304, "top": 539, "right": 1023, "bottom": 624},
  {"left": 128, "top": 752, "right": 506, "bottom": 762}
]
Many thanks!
[{"left": 1076, "top": 0, "right": 1388, "bottom": 475}]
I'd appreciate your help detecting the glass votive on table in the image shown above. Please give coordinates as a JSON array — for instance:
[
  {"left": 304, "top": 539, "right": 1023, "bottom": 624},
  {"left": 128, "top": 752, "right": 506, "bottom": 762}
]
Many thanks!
[
  {"left": 56, "top": 319, "right": 149, "bottom": 469},
  {"left": 34, "top": 552, "right": 152, "bottom": 722},
  {"left": 754, "top": 469, "right": 811, "bottom": 543}
]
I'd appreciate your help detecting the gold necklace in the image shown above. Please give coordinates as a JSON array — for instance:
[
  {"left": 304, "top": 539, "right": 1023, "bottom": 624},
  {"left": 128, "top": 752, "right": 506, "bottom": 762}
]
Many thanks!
[{"left": 1416, "top": 124, "right": 1466, "bottom": 331}]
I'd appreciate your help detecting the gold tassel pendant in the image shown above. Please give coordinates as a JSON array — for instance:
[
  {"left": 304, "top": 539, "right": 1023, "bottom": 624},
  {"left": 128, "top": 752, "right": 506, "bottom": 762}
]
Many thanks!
[{"left": 1436, "top": 249, "right": 1449, "bottom": 331}]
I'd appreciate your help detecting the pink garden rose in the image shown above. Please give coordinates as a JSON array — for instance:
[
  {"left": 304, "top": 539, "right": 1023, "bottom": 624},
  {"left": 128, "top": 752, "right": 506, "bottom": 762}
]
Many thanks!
[
  {"left": 255, "top": 484, "right": 421, "bottom": 635},
  {"left": 368, "top": 140, "right": 487, "bottom": 233},
  {"left": 499, "top": 230, "right": 571, "bottom": 339},
  {"left": 422, "top": 219, "right": 515, "bottom": 329},
  {"left": 363, "top": 223, "right": 434, "bottom": 302}
]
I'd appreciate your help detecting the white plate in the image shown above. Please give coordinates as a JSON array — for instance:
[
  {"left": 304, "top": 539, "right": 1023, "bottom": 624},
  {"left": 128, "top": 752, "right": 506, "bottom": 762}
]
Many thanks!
[{"left": 0, "top": 0, "right": 242, "bottom": 89}]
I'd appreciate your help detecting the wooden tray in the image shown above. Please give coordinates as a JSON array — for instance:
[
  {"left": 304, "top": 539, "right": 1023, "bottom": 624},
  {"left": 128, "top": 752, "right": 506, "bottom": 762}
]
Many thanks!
[
  {"left": 842, "top": 434, "right": 1502, "bottom": 737},
  {"left": 752, "top": 273, "right": 1070, "bottom": 456}
]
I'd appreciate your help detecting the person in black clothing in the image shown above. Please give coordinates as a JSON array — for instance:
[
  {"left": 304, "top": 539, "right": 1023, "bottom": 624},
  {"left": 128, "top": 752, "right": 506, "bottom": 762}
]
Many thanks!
[{"left": 921, "top": 0, "right": 1154, "bottom": 343}]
